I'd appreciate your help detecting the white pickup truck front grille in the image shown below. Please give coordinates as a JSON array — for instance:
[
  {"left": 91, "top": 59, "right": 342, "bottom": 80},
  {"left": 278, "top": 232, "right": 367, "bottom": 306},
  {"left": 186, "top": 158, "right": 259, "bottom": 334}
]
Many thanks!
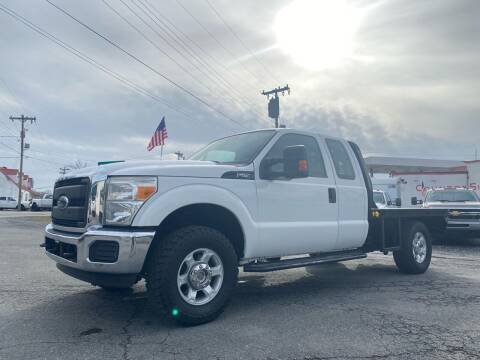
[{"left": 52, "top": 177, "right": 90, "bottom": 228}]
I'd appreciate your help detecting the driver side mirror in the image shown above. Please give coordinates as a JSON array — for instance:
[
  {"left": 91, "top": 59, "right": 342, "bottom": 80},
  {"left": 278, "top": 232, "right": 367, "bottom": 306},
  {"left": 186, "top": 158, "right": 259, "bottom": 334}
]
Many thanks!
[
  {"left": 260, "top": 145, "right": 309, "bottom": 180},
  {"left": 283, "top": 145, "right": 309, "bottom": 179},
  {"left": 411, "top": 197, "right": 423, "bottom": 205}
]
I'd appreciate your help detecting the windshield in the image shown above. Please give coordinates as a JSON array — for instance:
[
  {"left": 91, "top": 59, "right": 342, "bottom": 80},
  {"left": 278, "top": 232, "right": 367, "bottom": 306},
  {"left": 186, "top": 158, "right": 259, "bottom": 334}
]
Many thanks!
[
  {"left": 426, "top": 190, "right": 479, "bottom": 202},
  {"left": 373, "top": 192, "right": 386, "bottom": 204},
  {"left": 190, "top": 130, "right": 275, "bottom": 164}
]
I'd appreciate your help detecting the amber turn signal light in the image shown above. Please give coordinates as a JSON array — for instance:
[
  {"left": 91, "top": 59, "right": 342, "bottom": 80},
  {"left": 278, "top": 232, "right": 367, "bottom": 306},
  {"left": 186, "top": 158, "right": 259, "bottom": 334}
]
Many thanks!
[
  {"left": 136, "top": 185, "right": 157, "bottom": 201},
  {"left": 298, "top": 160, "right": 308, "bottom": 172}
]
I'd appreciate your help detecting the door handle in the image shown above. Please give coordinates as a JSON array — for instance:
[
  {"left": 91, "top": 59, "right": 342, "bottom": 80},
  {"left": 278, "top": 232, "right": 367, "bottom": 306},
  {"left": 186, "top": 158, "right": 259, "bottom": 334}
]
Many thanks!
[{"left": 328, "top": 188, "right": 336, "bottom": 203}]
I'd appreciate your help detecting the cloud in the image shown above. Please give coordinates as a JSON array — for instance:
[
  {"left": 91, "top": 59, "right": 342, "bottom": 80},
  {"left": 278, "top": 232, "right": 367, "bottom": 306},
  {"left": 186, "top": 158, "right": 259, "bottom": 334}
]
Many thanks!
[{"left": 0, "top": 0, "right": 478, "bottom": 189}]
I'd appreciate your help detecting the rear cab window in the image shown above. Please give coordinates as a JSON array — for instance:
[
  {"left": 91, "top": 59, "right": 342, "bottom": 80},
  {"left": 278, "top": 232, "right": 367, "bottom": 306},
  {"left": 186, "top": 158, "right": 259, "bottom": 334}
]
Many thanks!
[{"left": 325, "top": 139, "right": 356, "bottom": 180}]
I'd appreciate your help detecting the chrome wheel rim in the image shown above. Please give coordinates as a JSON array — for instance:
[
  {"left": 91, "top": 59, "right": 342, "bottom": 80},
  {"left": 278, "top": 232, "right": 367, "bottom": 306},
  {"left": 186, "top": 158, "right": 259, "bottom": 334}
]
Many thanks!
[
  {"left": 177, "top": 248, "right": 224, "bottom": 306},
  {"left": 412, "top": 232, "right": 427, "bottom": 263}
]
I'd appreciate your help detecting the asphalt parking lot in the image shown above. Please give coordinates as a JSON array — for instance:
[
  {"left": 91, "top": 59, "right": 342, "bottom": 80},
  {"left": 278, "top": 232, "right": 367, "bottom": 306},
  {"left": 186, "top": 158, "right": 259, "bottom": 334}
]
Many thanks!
[{"left": 1, "top": 216, "right": 480, "bottom": 360}]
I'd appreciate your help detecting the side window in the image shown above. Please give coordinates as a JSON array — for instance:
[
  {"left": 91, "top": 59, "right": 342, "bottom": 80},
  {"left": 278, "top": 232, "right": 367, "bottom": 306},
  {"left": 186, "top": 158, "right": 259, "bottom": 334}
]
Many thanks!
[
  {"left": 262, "top": 133, "right": 327, "bottom": 178},
  {"left": 326, "top": 139, "right": 356, "bottom": 180},
  {"left": 0, "top": 197, "right": 5, "bottom": 200}
]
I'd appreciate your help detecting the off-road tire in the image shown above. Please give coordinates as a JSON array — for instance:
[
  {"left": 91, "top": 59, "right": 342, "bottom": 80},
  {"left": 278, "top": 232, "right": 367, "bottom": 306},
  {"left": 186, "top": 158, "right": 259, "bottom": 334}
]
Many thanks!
[
  {"left": 146, "top": 226, "right": 238, "bottom": 326},
  {"left": 393, "top": 222, "right": 432, "bottom": 274}
]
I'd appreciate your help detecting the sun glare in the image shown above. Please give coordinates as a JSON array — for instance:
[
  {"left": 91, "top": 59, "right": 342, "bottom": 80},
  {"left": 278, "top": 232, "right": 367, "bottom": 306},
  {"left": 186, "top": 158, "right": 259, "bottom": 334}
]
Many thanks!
[{"left": 275, "top": 0, "right": 363, "bottom": 70}]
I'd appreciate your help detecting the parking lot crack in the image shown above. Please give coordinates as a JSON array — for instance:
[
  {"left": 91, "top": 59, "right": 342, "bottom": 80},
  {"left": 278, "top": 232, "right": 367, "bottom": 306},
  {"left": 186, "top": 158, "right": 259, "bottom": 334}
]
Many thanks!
[{"left": 120, "top": 301, "right": 143, "bottom": 360}]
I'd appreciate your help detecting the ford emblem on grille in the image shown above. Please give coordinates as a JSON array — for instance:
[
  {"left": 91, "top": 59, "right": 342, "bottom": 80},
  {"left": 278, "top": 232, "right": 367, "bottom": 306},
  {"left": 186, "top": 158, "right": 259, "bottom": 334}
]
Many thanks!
[{"left": 57, "top": 195, "right": 69, "bottom": 209}]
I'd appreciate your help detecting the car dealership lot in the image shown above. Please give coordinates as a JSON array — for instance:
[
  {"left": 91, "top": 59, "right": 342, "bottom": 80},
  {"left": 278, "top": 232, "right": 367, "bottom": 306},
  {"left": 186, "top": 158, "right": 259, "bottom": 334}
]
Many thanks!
[{"left": 1, "top": 217, "right": 480, "bottom": 360}]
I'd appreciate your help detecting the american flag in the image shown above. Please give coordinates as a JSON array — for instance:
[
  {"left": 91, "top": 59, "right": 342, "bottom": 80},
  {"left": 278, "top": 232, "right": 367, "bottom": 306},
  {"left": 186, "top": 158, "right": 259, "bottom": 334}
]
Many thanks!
[{"left": 147, "top": 117, "right": 168, "bottom": 151}]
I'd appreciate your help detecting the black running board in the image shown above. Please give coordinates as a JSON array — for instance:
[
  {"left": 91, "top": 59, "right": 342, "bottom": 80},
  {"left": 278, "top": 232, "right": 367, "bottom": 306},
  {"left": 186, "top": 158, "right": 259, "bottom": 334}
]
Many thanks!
[{"left": 243, "top": 251, "right": 367, "bottom": 272}]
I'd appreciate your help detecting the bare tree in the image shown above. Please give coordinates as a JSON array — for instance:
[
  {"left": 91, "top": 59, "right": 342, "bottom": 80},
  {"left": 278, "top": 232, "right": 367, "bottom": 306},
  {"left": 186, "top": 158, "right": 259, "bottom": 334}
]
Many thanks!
[{"left": 68, "top": 160, "right": 89, "bottom": 169}]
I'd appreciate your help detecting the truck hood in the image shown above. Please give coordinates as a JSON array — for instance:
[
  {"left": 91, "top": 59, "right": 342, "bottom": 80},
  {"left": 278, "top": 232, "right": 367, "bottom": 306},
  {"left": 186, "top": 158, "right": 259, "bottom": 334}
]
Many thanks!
[
  {"left": 425, "top": 201, "right": 480, "bottom": 209},
  {"left": 57, "top": 160, "right": 253, "bottom": 182}
]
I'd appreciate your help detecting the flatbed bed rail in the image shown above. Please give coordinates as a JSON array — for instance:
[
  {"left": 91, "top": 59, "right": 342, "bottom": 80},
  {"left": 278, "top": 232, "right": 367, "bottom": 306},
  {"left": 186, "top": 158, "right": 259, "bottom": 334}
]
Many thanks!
[{"left": 365, "top": 207, "right": 448, "bottom": 252}]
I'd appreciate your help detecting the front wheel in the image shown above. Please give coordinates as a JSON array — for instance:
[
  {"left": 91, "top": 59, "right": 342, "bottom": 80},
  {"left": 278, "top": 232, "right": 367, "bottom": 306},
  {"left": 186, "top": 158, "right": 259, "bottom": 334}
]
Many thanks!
[
  {"left": 393, "top": 222, "right": 432, "bottom": 274},
  {"left": 146, "top": 226, "right": 238, "bottom": 325},
  {"left": 31, "top": 203, "right": 39, "bottom": 212}
]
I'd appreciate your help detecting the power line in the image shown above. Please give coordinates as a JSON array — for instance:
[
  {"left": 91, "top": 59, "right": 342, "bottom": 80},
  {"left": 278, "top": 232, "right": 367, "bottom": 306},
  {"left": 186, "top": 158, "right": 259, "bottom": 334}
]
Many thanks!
[
  {"left": 0, "top": 103, "right": 22, "bottom": 136},
  {"left": 0, "top": 77, "right": 32, "bottom": 114},
  {"left": 45, "top": 0, "right": 247, "bottom": 130},
  {"left": 0, "top": 140, "right": 20, "bottom": 154},
  {"left": 143, "top": 0, "right": 261, "bottom": 97},
  {"left": 128, "top": 0, "right": 262, "bottom": 117},
  {"left": 24, "top": 155, "right": 64, "bottom": 168},
  {"left": 0, "top": 109, "right": 21, "bottom": 135},
  {"left": 103, "top": 0, "right": 214, "bottom": 94},
  {"left": 125, "top": 0, "right": 266, "bottom": 121},
  {"left": 135, "top": 0, "right": 266, "bottom": 121},
  {"left": 0, "top": 140, "right": 64, "bottom": 167},
  {"left": 120, "top": 0, "right": 217, "bottom": 92},
  {"left": 204, "top": 0, "right": 279, "bottom": 85},
  {"left": 0, "top": 2, "right": 210, "bottom": 127},
  {"left": 174, "top": 0, "right": 266, "bottom": 88},
  {"left": 27, "top": 148, "right": 93, "bottom": 163},
  {"left": 0, "top": 119, "right": 19, "bottom": 137}
]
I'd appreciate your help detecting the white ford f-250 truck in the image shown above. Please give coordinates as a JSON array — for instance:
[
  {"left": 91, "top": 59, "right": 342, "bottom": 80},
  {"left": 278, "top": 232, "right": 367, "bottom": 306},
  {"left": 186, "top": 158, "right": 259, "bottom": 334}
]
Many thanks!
[{"left": 43, "top": 129, "right": 447, "bottom": 325}]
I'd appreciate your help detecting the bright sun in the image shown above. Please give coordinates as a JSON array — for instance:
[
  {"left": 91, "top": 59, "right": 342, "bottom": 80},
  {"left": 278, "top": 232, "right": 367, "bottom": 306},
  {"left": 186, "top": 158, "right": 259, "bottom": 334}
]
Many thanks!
[{"left": 275, "top": 0, "right": 363, "bottom": 70}]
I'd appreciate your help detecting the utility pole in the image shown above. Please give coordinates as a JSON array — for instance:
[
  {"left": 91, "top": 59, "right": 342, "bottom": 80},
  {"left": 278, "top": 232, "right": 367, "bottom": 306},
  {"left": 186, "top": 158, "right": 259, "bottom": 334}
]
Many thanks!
[
  {"left": 261, "top": 85, "right": 290, "bottom": 128},
  {"left": 174, "top": 151, "right": 184, "bottom": 160},
  {"left": 59, "top": 166, "right": 70, "bottom": 175},
  {"left": 10, "top": 115, "right": 36, "bottom": 210}
]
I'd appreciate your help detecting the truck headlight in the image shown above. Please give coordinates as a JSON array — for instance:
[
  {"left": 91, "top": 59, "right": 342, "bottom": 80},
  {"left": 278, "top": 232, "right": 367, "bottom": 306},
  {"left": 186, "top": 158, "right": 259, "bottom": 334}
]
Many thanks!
[{"left": 104, "top": 176, "right": 157, "bottom": 226}]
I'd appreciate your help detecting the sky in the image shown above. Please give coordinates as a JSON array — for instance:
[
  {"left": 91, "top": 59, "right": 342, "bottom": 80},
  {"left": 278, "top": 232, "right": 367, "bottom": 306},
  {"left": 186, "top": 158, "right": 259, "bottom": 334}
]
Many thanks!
[{"left": 0, "top": 0, "right": 479, "bottom": 190}]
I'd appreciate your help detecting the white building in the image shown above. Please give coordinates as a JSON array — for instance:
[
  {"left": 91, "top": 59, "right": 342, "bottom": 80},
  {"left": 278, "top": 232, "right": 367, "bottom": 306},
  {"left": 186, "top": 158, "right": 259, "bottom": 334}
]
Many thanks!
[
  {"left": 0, "top": 167, "right": 36, "bottom": 203},
  {"left": 365, "top": 156, "right": 480, "bottom": 206}
]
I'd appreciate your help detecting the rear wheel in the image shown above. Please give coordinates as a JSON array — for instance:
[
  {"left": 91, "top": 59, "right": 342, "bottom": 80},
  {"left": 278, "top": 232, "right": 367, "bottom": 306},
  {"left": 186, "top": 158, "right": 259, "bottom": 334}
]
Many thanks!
[
  {"left": 146, "top": 226, "right": 238, "bottom": 325},
  {"left": 31, "top": 203, "right": 39, "bottom": 212},
  {"left": 393, "top": 222, "right": 432, "bottom": 274}
]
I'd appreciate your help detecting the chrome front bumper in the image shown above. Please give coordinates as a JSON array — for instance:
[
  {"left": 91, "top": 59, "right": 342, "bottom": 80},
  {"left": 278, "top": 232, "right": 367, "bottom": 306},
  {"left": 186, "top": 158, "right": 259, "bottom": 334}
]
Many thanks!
[{"left": 44, "top": 223, "right": 155, "bottom": 274}]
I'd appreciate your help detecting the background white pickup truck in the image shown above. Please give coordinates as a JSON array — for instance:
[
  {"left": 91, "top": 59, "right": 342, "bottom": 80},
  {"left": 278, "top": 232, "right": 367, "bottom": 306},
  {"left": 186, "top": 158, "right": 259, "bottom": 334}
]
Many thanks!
[
  {"left": 31, "top": 194, "right": 53, "bottom": 211},
  {"left": 423, "top": 188, "right": 480, "bottom": 234},
  {"left": 43, "top": 129, "right": 447, "bottom": 325}
]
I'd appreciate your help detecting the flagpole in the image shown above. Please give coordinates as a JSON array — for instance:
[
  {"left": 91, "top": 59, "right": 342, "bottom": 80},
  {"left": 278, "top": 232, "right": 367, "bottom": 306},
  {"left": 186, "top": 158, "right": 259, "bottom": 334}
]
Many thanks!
[{"left": 160, "top": 144, "right": 163, "bottom": 160}]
